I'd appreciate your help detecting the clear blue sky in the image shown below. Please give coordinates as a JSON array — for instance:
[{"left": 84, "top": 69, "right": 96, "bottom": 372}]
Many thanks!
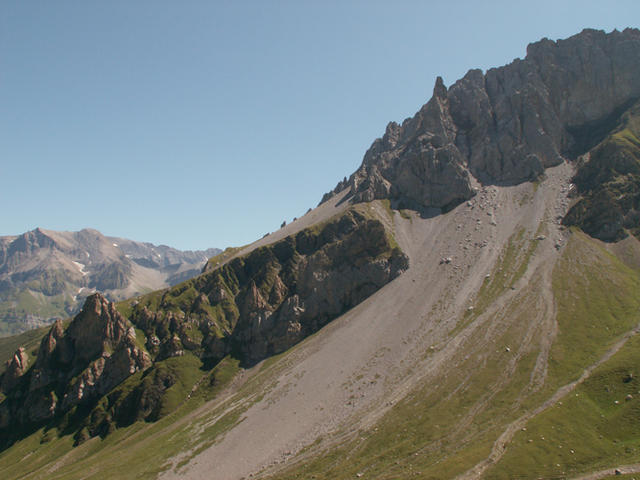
[{"left": 1, "top": 1, "right": 638, "bottom": 250}]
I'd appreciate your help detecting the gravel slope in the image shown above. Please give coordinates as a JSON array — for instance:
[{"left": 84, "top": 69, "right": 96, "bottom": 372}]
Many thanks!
[{"left": 161, "top": 162, "right": 575, "bottom": 480}]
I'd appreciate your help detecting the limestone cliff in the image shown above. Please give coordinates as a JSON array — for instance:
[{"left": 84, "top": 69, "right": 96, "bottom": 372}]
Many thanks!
[
  {"left": 129, "top": 207, "right": 408, "bottom": 365},
  {"left": 323, "top": 28, "right": 640, "bottom": 218}
]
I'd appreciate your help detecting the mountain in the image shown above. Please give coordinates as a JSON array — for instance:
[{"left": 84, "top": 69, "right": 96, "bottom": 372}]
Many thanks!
[
  {"left": 322, "top": 28, "right": 640, "bottom": 234},
  {"left": 1, "top": 28, "right": 640, "bottom": 480},
  {"left": 0, "top": 228, "right": 220, "bottom": 336}
]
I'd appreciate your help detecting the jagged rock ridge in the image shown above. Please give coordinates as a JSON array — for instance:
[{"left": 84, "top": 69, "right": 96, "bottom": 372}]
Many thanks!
[
  {"left": 323, "top": 28, "right": 640, "bottom": 217},
  {"left": 0, "top": 293, "right": 151, "bottom": 428}
]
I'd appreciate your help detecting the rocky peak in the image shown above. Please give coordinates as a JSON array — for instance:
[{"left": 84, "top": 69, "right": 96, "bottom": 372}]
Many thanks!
[
  {"left": 33, "top": 294, "right": 146, "bottom": 376},
  {"left": 323, "top": 28, "right": 640, "bottom": 214},
  {"left": 349, "top": 75, "right": 475, "bottom": 211},
  {"left": 0, "top": 347, "right": 29, "bottom": 392},
  {"left": 35, "top": 318, "right": 69, "bottom": 368},
  {"left": 433, "top": 75, "right": 448, "bottom": 99},
  {"left": 526, "top": 28, "right": 640, "bottom": 127},
  {"left": 34, "top": 294, "right": 132, "bottom": 370},
  {"left": 0, "top": 294, "right": 151, "bottom": 430},
  {"left": 4, "top": 228, "right": 56, "bottom": 264},
  {"left": 66, "top": 293, "right": 130, "bottom": 363}
]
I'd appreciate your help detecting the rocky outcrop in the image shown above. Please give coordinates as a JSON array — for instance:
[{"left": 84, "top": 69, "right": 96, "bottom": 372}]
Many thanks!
[
  {"left": 234, "top": 211, "right": 408, "bottom": 362},
  {"left": 0, "top": 293, "right": 151, "bottom": 430},
  {"left": 349, "top": 78, "right": 475, "bottom": 211},
  {"left": 324, "top": 28, "right": 640, "bottom": 213},
  {"left": 563, "top": 100, "right": 640, "bottom": 241},
  {"left": 0, "top": 347, "right": 29, "bottom": 392},
  {"left": 129, "top": 208, "right": 408, "bottom": 365}
]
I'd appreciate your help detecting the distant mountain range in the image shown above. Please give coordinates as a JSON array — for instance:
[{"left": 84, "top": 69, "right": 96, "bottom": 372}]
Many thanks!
[{"left": 0, "top": 228, "right": 220, "bottom": 336}]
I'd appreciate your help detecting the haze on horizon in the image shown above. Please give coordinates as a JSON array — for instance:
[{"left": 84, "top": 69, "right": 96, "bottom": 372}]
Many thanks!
[{"left": 1, "top": 0, "right": 638, "bottom": 250}]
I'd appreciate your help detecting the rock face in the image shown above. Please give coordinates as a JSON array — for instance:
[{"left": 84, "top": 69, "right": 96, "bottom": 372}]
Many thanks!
[
  {"left": 324, "top": 28, "right": 640, "bottom": 213},
  {"left": 563, "top": 100, "right": 640, "bottom": 241},
  {"left": 130, "top": 208, "right": 408, "bottom": 365},
  {"left": 349, "top": 79, "right": 475, "bottom": 211},
  {"left": 0, "top": 346, "right": 29, "bottom": 392},
  {"left": 230, "top": 211, "right": 408, "bottom": 363},
  {"left": 0, "top": 227, "right": 221, "bottom": 336},
  {"left": 0, "top": 293, "right": 151, "bottom": 429}
]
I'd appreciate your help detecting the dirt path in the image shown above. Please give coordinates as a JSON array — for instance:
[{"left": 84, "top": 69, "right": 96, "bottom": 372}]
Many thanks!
[
  {"left": 570, "top": 463, "right": 640, "bottom": 479},
  {"left": 457, "top": 320, "right": 640, "bottom": 480}
]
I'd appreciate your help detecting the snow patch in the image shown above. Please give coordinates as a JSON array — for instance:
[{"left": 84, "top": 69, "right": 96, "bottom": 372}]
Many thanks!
[
  {"left": 72, "top": 261, "right": 88, "bottom": 276},
  {"left": 112, "top": 243, "right": 119, "bottom": 247},
  {"left": 72, "top": 288, "right": 82, "bottom": 303}
]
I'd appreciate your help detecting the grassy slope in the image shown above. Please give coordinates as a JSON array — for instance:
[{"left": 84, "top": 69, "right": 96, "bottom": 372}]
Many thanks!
[
  {"left": 0, "top": 355, "right": 243, "bottom": 479},
  {"left": 266, "top": 231, "right": 640, "bottom": 480},
  {"left": 0, "top": 288, "right": 74, "bottom": 337},
  {"left": 546, "top": 232, "right": 640, "bottom": 389},
  {"left": 484, "top": 233, "right": 640, "bottom": 479},
  {"left": 486, "top": 334, "right": 640, "bottom": 479}
]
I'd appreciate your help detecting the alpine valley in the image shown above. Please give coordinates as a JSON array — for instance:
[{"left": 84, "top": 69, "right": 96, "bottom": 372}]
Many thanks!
[{"left": 1, "top": 28, "right": 640, "bottom": 480}]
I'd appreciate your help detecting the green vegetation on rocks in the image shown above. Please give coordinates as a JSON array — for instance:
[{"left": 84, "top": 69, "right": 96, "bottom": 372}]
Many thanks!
[
  {"left": 126, "top": 207, "right": 407, "bottom": 366},
  {"left": 0, "top": 207, "right": 407, "bottom": 451},
  {"left": 565, "top": 101, "right": 640, "bottom": 241}
]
